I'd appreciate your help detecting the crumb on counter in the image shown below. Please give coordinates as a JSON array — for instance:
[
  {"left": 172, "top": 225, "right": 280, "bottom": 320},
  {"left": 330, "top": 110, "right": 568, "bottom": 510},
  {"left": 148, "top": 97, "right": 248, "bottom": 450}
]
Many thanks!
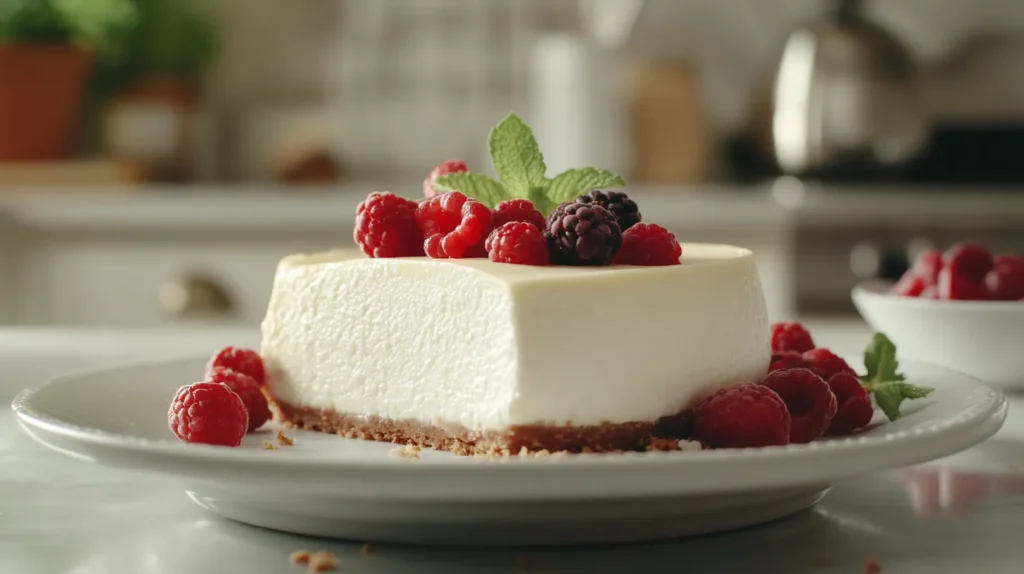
[
  {"left": 360, "top": 543, "right": 375, "bottom": 555},
  {"left": 308, "top": 551, "right": 339, "bottom": 572},
  {"left": 289, "top": 550, "right": 310, "bottom": 565},
  {"left": 389, "top": 444, "right": 421, "bottom": 460},
  {"left": 276, "top": 431, "right": 295, "bottom": 446},
  {"left": 865, "top": 557, "right": 882, "bottom": 573}
]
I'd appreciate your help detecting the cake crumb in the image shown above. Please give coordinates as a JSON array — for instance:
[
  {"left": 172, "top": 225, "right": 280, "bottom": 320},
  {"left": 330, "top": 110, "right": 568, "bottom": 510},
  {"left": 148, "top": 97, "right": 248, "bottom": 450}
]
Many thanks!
[
  {"left": 864, "top": 557, "right": 882, "bottom": 573},
  {"left": 390, "top": 444, "right": 420, "bottom": 460},
  {"left": 276, "top": 431, "right": 295, "bottom": 446},
  {"left": 262, "top": 440, "right": 277, "bottom": 450},
  {"left": 646, "top": 437, "right": 682, "bottom": 452},
  {"left": 516, "top": 555, "right": 544, "bottom": 570},
  {"left": 289, "top": 550, "right": 310, "bottom": 564},
  {"left": 360, "top": 543, "right": 375, "bottom": 555},
  {"left": 308, "top": 551, "right": 338, "bottom": 572}
]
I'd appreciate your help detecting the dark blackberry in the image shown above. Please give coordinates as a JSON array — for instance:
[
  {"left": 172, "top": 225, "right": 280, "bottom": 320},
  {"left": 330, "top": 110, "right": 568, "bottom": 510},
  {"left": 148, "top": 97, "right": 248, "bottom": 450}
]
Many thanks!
[
  {"left": 545, "top": 202, "right": 622, "bottom": 265},
  {"left": 575, "top": 190, "right": 641, "bottom": 231}
]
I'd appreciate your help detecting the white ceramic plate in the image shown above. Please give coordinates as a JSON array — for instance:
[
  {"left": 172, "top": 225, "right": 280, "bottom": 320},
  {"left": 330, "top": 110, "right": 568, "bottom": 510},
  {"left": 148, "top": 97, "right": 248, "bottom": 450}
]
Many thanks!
[
  {"left": 853, "top": 280, "right": 1024, "bottom": 390},
  {"left": 13, "top": 356, "right": 1007, "bottom": 545}
]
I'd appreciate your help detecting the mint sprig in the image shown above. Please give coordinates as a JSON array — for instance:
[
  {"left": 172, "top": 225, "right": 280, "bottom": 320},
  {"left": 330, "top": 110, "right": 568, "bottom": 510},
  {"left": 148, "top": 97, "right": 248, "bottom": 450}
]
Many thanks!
[
  {"left": 859, "top": 333, "right": 934, "bottom": 421},
  {"left": 434, "top": 113, "right": 626, "bottom": 216}
]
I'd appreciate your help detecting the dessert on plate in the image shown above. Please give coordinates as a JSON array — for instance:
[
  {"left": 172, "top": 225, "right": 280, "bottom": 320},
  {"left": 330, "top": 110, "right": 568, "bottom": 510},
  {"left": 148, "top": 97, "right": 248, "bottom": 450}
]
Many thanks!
[{"left": 167, "top": 113, "right": 934, "bottom": 453}]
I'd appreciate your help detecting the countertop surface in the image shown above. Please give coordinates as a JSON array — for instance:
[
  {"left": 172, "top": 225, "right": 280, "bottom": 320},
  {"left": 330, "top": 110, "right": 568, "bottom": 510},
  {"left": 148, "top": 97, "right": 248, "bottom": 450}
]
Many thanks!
[
  {"left": 3, "top": 182, "right": 1024, "bottom": 232},
  {"left": 4, "top": 321, "right": 1024, "bottom": 573}
]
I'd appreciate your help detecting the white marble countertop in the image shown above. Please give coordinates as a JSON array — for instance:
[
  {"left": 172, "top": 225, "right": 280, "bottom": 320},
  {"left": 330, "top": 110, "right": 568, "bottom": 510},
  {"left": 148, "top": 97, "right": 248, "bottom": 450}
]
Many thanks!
[{"left": 4, "top": 322, "right": 1024, "bottom": 573}]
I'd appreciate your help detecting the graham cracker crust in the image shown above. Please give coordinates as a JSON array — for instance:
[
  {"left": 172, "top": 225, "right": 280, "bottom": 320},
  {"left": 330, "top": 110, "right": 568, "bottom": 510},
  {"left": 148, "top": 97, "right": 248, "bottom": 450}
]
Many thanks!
[{"left": 271, "top": 399, "right": 680, "bottom": 456}]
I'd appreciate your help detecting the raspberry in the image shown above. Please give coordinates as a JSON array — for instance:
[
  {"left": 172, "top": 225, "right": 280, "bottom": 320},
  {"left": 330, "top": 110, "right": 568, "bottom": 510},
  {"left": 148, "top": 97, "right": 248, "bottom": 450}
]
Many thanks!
[
  {"left": 912, "top": 249, "right": 944, "bottom": 285},
  {"left": 492, "top": 199, "right": 546, "bottom": 231},
  {"left": 770, "top": 322, "right": 815, "bottom": 354},
  {"left": 415, "top": 191, "right": 494, "bottom": 258},
  {"left": 943, "top": 242, "right": 993, "bottom": 280},
  {"left": 984, "top": 255, "right": 1024, "bottom": 301},
  {"left": 423, "top": 159, "right": 469, "bottom": 198},
  {"left": 206, "top": 346, "right": 266, "bottom": 387},
  {"left": 937, "top": 266, "right": 988, "bottom": 300},
  {"left": 612, "top": 223, "right": 682, "bottom": 266},
  {"left": 890, "top": 273, "right": 927, "bottom": 297},
  {"left": 485, "top": 222, "right": 549, "bottom": 265},
  {"left": 769, "top": 351, "right": 807, "bottom": 373},
  {"left": 825, "top": 372, "right": 874, "bottom": 435},
  {"left": 574, "top": 190, "right": 641, "bottom": 231},
  {"left": 168, "top": 382, "right": 248, "bottom": 447},
  {"left": 354, "top": 192, "right": 424, "bottom": 258},
  {"left": 545, "top": 202, "right": 622, "bottom": 265},
  {"left": 692, "top": 383, "right": 791, "bottom": 448},
  {"left": 761, "top": 368, "right": 837, "bottom": 444},
  {"left": 207, "top": 367, "right": 271, "bottom": 432},
  {"left": 801, "top": 348, "right": 856, "bottom": 380}
]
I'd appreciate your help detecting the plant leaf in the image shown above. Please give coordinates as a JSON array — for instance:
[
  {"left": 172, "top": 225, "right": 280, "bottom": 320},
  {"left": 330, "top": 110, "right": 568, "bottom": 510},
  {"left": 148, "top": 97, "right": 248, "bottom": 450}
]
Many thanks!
[
  {"left": 861, "top": 332, "right": 903, "bottom": 388},
  {"left": 527, "top": 186, "right": 557, "bottom": 218},
  {"left": 434, "top": 173, "right": 507, "bottom": 209},
  {"left": 871, "top": 381, "right": 934, "bottom": 421},
  {"left": 545, "top": 168, "right": 626, "bottom": 205},
  {"left": 488, "top": 113, "right": 547, "bottom": 198}
]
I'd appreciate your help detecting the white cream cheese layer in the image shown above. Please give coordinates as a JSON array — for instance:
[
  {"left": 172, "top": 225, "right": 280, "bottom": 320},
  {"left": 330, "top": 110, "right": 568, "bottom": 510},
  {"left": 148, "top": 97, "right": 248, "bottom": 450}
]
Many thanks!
[{"left": 260, "top": 245, "right": 770, "bottom": 431}]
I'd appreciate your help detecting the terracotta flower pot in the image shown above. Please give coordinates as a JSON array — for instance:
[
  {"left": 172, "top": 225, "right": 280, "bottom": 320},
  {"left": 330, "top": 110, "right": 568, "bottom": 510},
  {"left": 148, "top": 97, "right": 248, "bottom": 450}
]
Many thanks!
[{"left": 0, "top": 44, "right": 93, "bottom": 161}]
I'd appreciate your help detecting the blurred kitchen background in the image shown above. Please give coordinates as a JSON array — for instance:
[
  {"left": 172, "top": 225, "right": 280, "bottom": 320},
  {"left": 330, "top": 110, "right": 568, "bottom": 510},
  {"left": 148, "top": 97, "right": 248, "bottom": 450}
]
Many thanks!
[{"left": 1, "top": 0, "right": 1023, "bottom": 328}]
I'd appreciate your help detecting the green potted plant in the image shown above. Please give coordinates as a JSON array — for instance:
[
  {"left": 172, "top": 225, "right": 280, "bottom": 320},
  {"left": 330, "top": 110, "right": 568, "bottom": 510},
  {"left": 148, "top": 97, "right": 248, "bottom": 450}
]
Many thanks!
[
  {"left": 0, "top": 0, "right": 137, "bottom": 160},
  {"left": 101, "top": 0, "right": 218, "bottom": 180}
]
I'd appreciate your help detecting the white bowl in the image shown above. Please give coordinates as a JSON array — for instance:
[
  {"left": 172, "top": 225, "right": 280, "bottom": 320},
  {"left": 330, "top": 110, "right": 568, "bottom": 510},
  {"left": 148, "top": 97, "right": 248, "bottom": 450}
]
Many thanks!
[{"left": 852, "top": 280, "right": 1024, "bottom": 391}]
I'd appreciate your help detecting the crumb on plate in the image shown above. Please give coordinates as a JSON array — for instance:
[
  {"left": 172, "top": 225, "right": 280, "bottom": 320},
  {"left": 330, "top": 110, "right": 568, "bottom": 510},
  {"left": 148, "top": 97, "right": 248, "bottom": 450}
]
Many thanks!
[
  {"left": 361, "top": 543, "right": 374, "bottom": 555},
  {"left": 289, "top": 550, "right": 310, "bottom": 564},
  {"left": 262, "top": 440, "right": 277, "bottom": 450},
  {"left": 276, "top": 430, "right": 295, "bottom": 446},
  {"left": 389, "top": 444, "right": 420, "bottom": 460},
  {"left": 864, "top": 557, "right": 882, "bottom": 573}
]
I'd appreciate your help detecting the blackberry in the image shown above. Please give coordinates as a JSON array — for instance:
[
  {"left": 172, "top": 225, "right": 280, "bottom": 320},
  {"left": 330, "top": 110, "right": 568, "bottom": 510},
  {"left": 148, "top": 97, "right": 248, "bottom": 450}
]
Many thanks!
[
  {"left": 575, "top": 190, "right": 641, "bottom": 231},
  {"left": 545, "top": 202, "right": 622, "bottom": 265}
]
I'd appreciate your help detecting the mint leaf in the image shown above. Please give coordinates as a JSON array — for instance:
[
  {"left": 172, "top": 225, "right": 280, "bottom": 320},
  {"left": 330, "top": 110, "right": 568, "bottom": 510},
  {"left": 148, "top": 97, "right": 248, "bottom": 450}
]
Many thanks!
[
  {"left": 528, "top": 186, "right": 557, "bottom": 217},
  {"left": 489, "top": 113, "right": 547, "bottom": 198},
  {"left": 545, "top": 168, "right": 626, "bottom": 205},
  {"left": 872, "top": 381, "right": 905, "bottom": 422},
  {"left": 859, "top": 332, "right": 933, "bottom": 421},
  {"left": 434, "top": 173, "right": 507, "bottom": 209},
  {"left": 861, "top": 332, "right": 903, "bottom": 388}
]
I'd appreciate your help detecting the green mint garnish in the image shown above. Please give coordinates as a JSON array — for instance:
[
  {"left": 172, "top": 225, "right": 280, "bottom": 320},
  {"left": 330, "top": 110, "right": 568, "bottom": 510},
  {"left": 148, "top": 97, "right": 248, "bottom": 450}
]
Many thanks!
[
  {"left": 859, "top": 332, "right": 934, "bottom": 421},
  {"left": 433, "top": 112, "right": 626, "bottom": 216},
  {"left": 546, "top": 168, "right": 626, "bottom": 205}
]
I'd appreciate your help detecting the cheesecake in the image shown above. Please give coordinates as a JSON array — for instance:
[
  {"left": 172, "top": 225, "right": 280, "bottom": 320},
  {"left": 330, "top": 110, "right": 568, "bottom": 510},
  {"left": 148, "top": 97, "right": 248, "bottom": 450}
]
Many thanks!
[{"left": 260, "top": 245, "right": 770, "bottom": 454}]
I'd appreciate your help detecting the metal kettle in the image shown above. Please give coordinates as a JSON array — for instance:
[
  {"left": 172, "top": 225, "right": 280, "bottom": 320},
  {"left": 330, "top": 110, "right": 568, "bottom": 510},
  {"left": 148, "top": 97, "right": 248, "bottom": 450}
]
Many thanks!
[{"left": 769, "top": 0, "right": 930, "bottom": 178}]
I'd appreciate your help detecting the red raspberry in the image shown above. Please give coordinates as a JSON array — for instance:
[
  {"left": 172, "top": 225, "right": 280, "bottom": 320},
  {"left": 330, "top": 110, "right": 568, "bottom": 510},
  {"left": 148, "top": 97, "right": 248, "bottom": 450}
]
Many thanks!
[
  {"left": 912, "top": 249, "right": 944, "bottom": 285},
  {"left": 770, "top": 322, "right": 815, "bottom": 354},
  {"left": 168, "top": 382, "right": 248, "bottom": 447},
  {"left": 890, "top": 273, "right": 927, "bottom": 297},
  {"left": 206, "top": 346, "right": 266, "bottom": 387},
  {"left": 485, "top": 222, "right": 549, "bottom": 265},
  {"left": 761, "top": 368, "right": 837, "bottom": 444},
  {"left": 769, "top": 351, "right": 807, "bottom": 373},
  {"left": 415, "top": 191, "right": 494, "bottom": 258},
  {"left": 492, "top": 199, "right": 546, "bottom": 231},
  {"left": 693, "top": 383, "right": 791, "bottom": 448},
  {"left": 612, "top": 223, "right": 682, "bottom": 266},
  {"left": 984, "top": 255, "right": 1024, "bottom": 301},
  {"left": 801, "top": 348, "right": 856, "bottom": 380},
  {"left": 207, "top": 368, "right": 271, "bottom": 432},
  {"left": 354, "top": 192, "right": 424, "bottom": 258},
  {"left": 825, "top": 372, "right": 874, "bottom": 435},
  {"left": 943, "top": 242, "right": 993, "bottom": 280},
  {"left": 423, "top": 159, "right": 469, "bottom": 198},
  {"left": 937, "top": 266, "right": 988, "bottom": 301}
]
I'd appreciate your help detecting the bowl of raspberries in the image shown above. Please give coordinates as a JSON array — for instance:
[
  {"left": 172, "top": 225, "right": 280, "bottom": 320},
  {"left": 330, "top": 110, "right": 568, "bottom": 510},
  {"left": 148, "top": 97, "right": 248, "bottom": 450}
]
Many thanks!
[{"left": 852, "top": 242, "right": 1024, "bottom": 390}]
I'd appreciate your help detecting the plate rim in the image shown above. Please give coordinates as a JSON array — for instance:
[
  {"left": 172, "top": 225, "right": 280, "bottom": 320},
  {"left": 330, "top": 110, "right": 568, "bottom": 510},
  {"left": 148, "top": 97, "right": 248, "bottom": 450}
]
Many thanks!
[
  {"left": 11, "top": 353, "right": 1008, "bottom": 475},
  {"left": 853, "top": 279, "right": 1024, "bottom": 312}
]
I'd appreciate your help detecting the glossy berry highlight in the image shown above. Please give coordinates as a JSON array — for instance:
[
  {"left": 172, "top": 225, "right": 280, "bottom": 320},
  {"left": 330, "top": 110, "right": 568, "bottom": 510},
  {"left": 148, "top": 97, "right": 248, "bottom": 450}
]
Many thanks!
[
  {"left": 168, "top": 382, "right": 248, "bottom": 447},
  {"left": 415, "top": 191, "right": 494, "bottom": 258}
]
